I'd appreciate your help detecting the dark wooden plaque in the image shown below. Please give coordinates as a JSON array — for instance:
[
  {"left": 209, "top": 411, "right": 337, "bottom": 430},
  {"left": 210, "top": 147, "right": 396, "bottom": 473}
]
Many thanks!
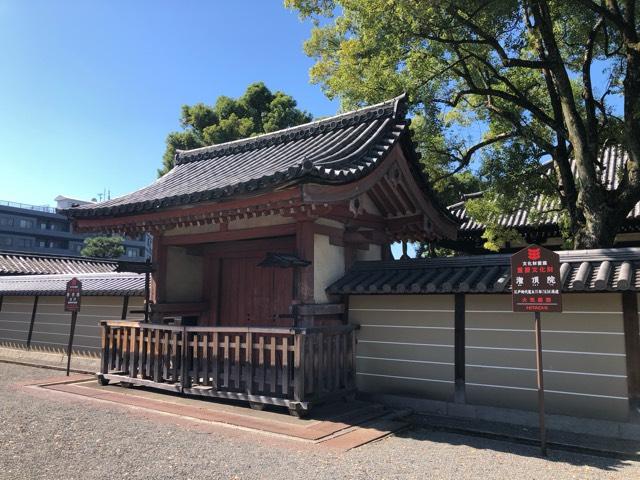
[
  {"left": 64, "top": 277, "right": 82, "bottom": 312},
  {"left": 511, "top": 245, "right": 562, "bottom": 313}
]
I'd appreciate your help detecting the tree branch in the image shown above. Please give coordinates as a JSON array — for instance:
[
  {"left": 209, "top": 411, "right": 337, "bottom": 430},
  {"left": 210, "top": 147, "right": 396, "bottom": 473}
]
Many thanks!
[
  {"left": 432, "top": 131, "right": 517, "bottom": 183},
  {"left": 583, "top": 17, "right": 605, "bottom": 143},
  {"left": 449, "top": 4, "right": 551, "bottom": 69}
]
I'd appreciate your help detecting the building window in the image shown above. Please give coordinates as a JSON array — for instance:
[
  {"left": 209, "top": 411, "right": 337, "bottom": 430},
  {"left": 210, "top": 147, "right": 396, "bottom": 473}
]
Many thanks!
[
  {"left": 18, "top": 219, "right": 34, "bottom": 229},
  {"left": 0, "top": 217, "right": 13, "bottom": 227},
  {"left": 126, "top": 247, "right": 139, "bottom": 257},
  {"left": 14, "top": 238, "right": 34, "bottom": 248},
  {"left": 0, "top": 236, "right": 12, "bottom": 246}
]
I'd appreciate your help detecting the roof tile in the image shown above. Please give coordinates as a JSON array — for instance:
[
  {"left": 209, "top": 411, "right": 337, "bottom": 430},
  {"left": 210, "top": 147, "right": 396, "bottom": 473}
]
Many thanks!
[{"left": 328, "top": 247, "right": 640, "bottom": 294}]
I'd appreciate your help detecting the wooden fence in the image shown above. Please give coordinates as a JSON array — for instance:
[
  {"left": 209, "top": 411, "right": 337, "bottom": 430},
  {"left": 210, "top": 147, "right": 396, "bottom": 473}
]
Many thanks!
[{"left": 98, "top": 320, "right": 356, "bottom": 413}]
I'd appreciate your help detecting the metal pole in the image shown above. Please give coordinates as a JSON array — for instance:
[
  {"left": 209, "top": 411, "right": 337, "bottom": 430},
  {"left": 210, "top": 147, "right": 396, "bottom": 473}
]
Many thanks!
[
  {"left": 534, "top": 311, "right": 547, "bottom": 456},
  {"left": 66, "top": 311, "right": 78, "bottom": 376}
]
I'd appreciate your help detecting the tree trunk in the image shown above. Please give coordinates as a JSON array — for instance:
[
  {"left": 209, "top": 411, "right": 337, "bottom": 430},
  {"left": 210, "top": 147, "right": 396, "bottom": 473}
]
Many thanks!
[{"left": 574, "top": 217, "right": 616, "bottom": 249}]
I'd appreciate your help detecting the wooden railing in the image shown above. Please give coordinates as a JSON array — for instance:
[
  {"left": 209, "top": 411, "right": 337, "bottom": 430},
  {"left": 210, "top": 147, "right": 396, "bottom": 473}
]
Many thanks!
[{"left": 98, "top": 321, "right": 356, "bottom": 412}]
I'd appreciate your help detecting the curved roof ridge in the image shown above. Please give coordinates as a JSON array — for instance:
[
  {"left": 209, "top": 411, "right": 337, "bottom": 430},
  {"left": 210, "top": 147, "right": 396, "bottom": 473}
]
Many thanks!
[{"left": 175, "top": 94, "right": 407, "bottom": 165}]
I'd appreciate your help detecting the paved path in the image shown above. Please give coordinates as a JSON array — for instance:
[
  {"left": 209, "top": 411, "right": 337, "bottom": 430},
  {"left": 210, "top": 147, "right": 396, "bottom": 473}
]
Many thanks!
[{"left": 1, "top": 363, "right": 639, "bottom": 480}]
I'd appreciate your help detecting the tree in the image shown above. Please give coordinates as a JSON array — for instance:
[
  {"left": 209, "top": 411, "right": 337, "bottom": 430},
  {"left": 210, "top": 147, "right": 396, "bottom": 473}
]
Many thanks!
[
  {"left": 159, "top": 82, "right": 312, "bottom": 175},
  {"left": 80, "top": 236, "right": 125, "bottom": 259},
  {"left": 287, "top": 0, "right": 640, "bottom": 248}
]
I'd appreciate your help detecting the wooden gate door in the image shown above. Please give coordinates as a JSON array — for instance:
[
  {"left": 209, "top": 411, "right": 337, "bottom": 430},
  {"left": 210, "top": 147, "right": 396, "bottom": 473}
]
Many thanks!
[{"left": 204, "top": 237, "right": 295, "bottom": 327}]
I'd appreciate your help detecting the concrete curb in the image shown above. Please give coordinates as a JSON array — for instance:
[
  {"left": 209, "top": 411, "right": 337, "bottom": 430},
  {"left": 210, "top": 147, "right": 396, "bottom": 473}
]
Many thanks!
[
  {"left": 0, "top": 346, "right": 99, "bottom": 375},
  {"left": 360, "top": 392, "right": 640, "bottom": 441}
]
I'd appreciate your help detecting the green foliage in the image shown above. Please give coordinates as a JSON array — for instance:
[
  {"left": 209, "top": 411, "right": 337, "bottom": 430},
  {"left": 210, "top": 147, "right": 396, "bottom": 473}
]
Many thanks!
[
  {"left": 287, "top": 0, "right": 640, "bottom": 249},
  {"left": 159, "top": 82, "right": 312, "bottom": 176},
  {"left": 80, "top": 236, "right": 125, "bottom": 259}
]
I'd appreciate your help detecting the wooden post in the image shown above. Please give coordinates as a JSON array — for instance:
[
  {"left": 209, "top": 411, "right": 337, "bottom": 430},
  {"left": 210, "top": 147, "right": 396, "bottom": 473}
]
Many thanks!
[
  {"left": 0, "top": 295, "right": 3, "bottom": 313},
  {"left": 401, "top": 241, "right": 408, "bottom": 259},
  {"left": 66, "top": 311, "right": 78, "bottom": 376},
  {"left": 150, "top": 236, "right": 167, "bottom": 305},
  {"left": 26, "top": 296, "right": 39, "bottom": 349},
  {"left": 294, "top": 333, "right": 306, "bottom": 402},
  {"left": 246, "top": 332, "right": 253, "bottom": 394},
  {"left": 296, "top": 221, "right": 315, "bottom": 304},
  {"left": 534, "top": 311, "right": 547, "bottom": 456},
  {"left": 180, "top": 327, "right": 189, "bottom": 389},
  {"left": 100, "top": 322, "right": 110, "bottom": 375},
  {"left": 121, "top": 295, "right": 129, "bottom": 320},
  {"left": 622, "top": 292, "right": 640, "bottom": 414},
  {"left": 454, "top": 293, "right": 466, "bottom": 404},
  {"left": 144, "top": 265, "right": 151, "bottom": 323}
]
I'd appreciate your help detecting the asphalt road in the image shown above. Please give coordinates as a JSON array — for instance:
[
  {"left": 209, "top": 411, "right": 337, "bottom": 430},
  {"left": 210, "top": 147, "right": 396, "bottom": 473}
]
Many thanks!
[{"left": 1, "top": 363, "right": 639, "bottom": 480}]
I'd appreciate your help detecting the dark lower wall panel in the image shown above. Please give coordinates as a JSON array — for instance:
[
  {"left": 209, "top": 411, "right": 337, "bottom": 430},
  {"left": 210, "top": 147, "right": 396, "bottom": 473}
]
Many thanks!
[
  {"left": 0, "top": 295, "right": 144, "bottom": 355},
  {"left": 465, "top": 294, "right": 628, "bottom": 421},
  {"left": 349, "top": 292, "right": 631, "bottom": 422},
  {"left": 350, "top": 295, "right": 455, "bottom": 402}
]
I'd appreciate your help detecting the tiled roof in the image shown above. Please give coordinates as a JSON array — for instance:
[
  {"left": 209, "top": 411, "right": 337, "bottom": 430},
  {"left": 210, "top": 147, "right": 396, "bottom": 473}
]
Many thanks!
[
  {"left": 0, "top": 272, "right": 145, "bottom": 296},
  {"left": 328, "top": 247, "right": 640, "bottom": 294},
  {"left": 0, "top": 251, "right": 117, "bottom": 276},
  {"left": 67, "top": 95, "right": 415, "bottom": 219},
  {"left": 449, "top": 146, "right": 640, "bottom": 233}
]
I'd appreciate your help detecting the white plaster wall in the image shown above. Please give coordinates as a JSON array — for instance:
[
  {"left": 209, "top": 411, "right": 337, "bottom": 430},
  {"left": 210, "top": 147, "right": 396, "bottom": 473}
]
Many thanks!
[
  {"left": 356, "top": 244, "right": 382, "bottom": 261},
  {"left": 313, "top": 233, "right": 345, "bottom": 303},
  {"left": 165, "top": 246, "right": 204, "bottom": 302}
]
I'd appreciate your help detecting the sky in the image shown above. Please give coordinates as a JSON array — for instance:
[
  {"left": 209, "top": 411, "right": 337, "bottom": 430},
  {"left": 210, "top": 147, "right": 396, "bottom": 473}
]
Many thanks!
[{"left": 0, "top": 0, "right": 339, "bottom": 207}]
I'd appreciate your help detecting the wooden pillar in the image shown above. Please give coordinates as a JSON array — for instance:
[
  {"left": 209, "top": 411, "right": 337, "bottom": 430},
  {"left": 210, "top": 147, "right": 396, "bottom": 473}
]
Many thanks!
[
  {"left": 151, "top": 235, "right": 167, "bottom": 304},
  {"left": 205, "top": 257, "right": 221, "bottom": 326},
  {"left": 26, "top": 296, "right": 39, "bottom": 349},
  {"left": 401, "top": 241, "right": 409, "bottom": 259},
  {"left": 381, "top": 243, "right": 393, "bottom": 261},
  {"left": 454, "top": 293, "right": 466, "bottom": 403},
  {"left": 344, "top": 243, "right": 357, "bottom": 271},
  {"left": 622, "top": 292, "right": 640, "bottom": 414},
  {"left": 121, "top": 295, "right": 129, "bottom": 320},
  {"left": 296, "top": 220, "right": 315, "bottom": 304},
  {"left": 0, "top": 295, "right": 3, "bottom": 313}
]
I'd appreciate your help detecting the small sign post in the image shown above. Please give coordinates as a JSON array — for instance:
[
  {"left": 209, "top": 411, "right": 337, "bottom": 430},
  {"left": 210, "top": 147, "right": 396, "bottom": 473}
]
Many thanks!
[
  {"left": 64, "top": 277, "right": 82, "bottom": 376},
  {"left": 511, "top": 245, "right": 562, "bottom": 456}
]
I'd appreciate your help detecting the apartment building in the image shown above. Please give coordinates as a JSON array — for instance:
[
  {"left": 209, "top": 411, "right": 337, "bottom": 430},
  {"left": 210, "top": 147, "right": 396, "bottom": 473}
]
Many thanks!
[{"left": 0, "top": 196, "right": 150, "bottom": 261}]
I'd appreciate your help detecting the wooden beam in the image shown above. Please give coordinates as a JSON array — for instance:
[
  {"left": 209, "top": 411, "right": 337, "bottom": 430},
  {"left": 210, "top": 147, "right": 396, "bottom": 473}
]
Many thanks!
[
  {"left": 161, "top": 223, "right": 296, "bottom": 246},
  {"left": 386, "top": 214, "right": 425, "bottom": 232},
  {"left": 379, "top": 177, "right": 409, "bottom": 215},
  {"left": 75, "top": 188, "right": 303, "bottom": 231},
  {"left": 454, "top": 293, "right": 466, "bottom": 404},
  {"left": 324, "top": 205, "right": 387, "bottom": 229},
  {"left": 343, "top": 229, "right": 389, "bottom": 245},
  {"left": 312, "top": 223, "right": 345, "bottom": 247},
  {"left": 364, "top": 188, "right": 389, "bottom": 216},
  {"left": 622, "top": 292, "right": 640, "bottom": 413}
]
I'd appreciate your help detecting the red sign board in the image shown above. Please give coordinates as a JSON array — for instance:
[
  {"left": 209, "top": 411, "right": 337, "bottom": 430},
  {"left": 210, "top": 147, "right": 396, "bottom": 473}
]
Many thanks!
[
  {"left": 64, "top": 277, "right": 82, "bottom": 312},
  {"left": 511, "top": 245, "right": 562, "bottom": 313}
]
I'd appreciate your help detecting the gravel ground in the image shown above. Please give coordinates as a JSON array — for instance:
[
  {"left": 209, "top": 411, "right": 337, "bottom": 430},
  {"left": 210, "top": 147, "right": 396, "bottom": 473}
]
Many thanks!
[{"left": 1, "top": 363, "right": 639, "bottom": 480}]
